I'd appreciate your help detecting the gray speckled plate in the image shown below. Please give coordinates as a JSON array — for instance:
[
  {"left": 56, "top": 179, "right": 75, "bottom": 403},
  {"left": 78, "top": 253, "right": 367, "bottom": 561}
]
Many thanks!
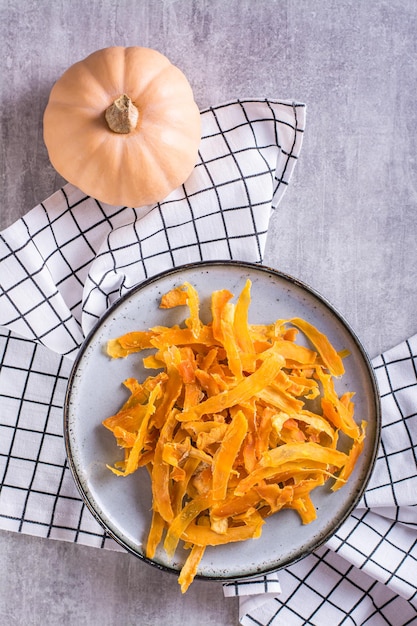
[{"left": 64, "top": 261, "right": 380, "bottom": 581}]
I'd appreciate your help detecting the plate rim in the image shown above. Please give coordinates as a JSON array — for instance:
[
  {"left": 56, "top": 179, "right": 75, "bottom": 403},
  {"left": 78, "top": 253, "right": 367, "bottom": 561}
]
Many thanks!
[{"left": 64, "top": 259, "right": 381, "bottom": 582}]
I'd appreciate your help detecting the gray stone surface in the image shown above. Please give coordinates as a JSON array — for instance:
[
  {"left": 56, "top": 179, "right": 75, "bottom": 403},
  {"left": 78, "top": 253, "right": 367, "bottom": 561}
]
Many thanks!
[{"left": 0, "top": 1, "right": 416, "bottom": 624}]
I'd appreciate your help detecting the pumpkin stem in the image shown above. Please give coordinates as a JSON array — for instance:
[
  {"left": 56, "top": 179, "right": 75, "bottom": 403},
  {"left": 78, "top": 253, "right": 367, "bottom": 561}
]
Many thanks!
[{"left": 105, "top": 94, "right": 139, "bottom": 134}]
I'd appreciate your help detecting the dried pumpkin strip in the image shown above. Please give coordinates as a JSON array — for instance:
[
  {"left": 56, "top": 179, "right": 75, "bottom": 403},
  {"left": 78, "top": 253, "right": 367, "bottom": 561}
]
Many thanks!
[
  {"left": 160, "top": 285, "right": 189, "bottom": 309},
  {"left": 198, "top": 347, "right": 220, "bottom": 372},
  {"left": 146, "top": 509, "right": 166, "bottom": 560},
  {"left": 273, "top": 410, "right": 337, "bottom": 444},
  {"left": 111, "top": 425, "right": 137, "bottom": 448},
  {"left": 254, "top": 483, "right": 295, "bottom": 514},
  {"left": 220, "top": 301, "right": 243, "bottom": 379},
  {"left": 211, "top": 289, "right": 234, "bottom": 343},
  {"left": 102, "top": 373, "right": 167, "bottom": 433},
  {"left": 163, "top": 495, "right": 211, "bottom": 559},
  {"left": 150, "top": 325, "right": 218, "bottom": 350},
  {"left": 107, "top": 382, "right": 162, "bottom": 476},
  {"left": 234, "top": 461, "right": 331, "bottom": 496},
  {"left": 210, "top": 490, "right": 261, "bottom": 518},
  {"left": 194, "top": 368, "right": 221, "bottom": 397},
  {"left": 254, "top": 406, "right": 275, "bottom": 459},
  {"left": 321, "top": 397, "right": 360, "bottom": 440},
  {"left": 177, "top": 346, "right": 198, "bottom": 383},
  {"left": 260, "top": 441, "right": 348, "bottom": 469},
  {"left": 182, "top": 282, "right": 203, "bottom": 339},
  {"left": 122, "top": 376, "right": 145, "bottom": 397},
  {"left": 212, "top": 410, "right": 248, "bottom": 501},
  {"left": 102, "top": 400, "right": 148, "bottom": 434},
  {"left": 286, "top": 373, "right": 320, "bottom": 399},
  {"left": 171, "top": 457, "right": 202, "bottom": 516},
  {"left": 151, "top": 349, "right": 183, "bottom": 429},
  {"left": 291, "top": 472, "right": 325, "bottom": 494},
  {"left": 143, "top": 353, "right": 165, "bottom": 369},
  {"left": 258, "top": 383, "right": 305, "bottom": 414},
  {"left": 290, "top": 317, "right": 345, "bottom": 377},
  {"left": 270, "top": 339, "right": 317, "bottom": 366},
  {"left": 183, "top": 381, "right": 203, "bottom": 410},
  {"left": 122, "top": 382, "right": 162, "bottom": 475},
  {"left": 332, "top": 421, "right": 367, "bottom": 491},
  {"left": 318, "top": 369, "right": 360, "bottom": 439},
  {"left": 178, "top": 544, "right": 206, "bottom": 593},
  {"left": 181, "top": 516, "right": 264, "bottom": 547},
  {"left": 162, "top": 440, "right": 189, "bottom": 468},
  {"left": 240, "top": 401, "right": 258, "bottom": 473},
  {"left": 196, "top": 424, "right": 228, "bottom": 452},
  {"left": 233, "top": 279, "right": 254, "bottom": 354},
  {"left": 106, "top": 330, "right": 155, "bottom": 357},
  {"left": 276, "top": 417, "right": 307, "bottom": 444},
  {"left": 160, "top": 282, "right": 202, "bottom": 339},
  {"left": 150, "top": 410, "right": 179, "bottom": 523},
  {"left": 179, "top": 349, "right": 285, "bottom": 421},
  {"left": 182, "top": 420, "right": 226, "bottom": 437},
  {"left": 289, "top": 493, "right": 318, "bottom": 524}
]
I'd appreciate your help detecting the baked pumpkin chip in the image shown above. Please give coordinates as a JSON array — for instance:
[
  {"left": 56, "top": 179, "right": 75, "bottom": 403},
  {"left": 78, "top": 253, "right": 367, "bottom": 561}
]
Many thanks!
[{"left": 103, "top": 279, "right": 366, "bottom": 592}]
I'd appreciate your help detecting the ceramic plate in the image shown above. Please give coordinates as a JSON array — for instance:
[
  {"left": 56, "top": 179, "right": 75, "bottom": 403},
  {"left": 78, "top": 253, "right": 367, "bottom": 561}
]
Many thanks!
[{"left": 64, "top": 261, "right": 380, "bottom": 581}]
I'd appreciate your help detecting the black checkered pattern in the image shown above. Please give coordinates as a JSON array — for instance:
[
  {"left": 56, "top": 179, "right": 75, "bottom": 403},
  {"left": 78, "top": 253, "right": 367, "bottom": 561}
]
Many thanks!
[
  {"left": 224, "top": 573, "right": 282, "bottom": 598},
  {"left": 243, "top": 545, "right": 417, "bottom": 625},
  {"left": 0, "top": 329, "right": 123, "bottom": 550}
]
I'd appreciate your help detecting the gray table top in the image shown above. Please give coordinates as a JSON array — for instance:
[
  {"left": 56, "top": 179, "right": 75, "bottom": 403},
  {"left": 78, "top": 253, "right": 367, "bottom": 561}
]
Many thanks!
[{"left": 1, "top": 1, "right": 416, "bottom": 624}]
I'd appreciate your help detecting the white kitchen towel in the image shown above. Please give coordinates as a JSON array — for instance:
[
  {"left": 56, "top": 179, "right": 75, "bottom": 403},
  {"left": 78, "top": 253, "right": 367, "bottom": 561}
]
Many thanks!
[
  {"left": 223, "top": 573, "right": 282, "bottom": 621},
  {"left": 0, "top": 98, "right": 305, "bottom": 358}
]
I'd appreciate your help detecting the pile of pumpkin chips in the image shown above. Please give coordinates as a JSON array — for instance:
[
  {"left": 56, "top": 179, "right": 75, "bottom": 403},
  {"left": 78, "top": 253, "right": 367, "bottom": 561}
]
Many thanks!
[{"left": 103, "top": 280, "right": 366, "bottom": 592}]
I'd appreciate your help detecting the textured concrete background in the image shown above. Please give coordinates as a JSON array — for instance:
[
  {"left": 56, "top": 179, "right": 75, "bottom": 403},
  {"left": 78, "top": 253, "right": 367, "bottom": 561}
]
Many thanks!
[{"left": 0, "top": 1, "right": 416, "bottom": 625}]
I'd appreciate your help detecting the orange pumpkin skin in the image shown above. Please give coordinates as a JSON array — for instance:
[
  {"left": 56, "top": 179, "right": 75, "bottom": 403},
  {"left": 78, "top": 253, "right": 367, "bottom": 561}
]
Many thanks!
[{"left": 43, "top": 46, "right": 201, "bottom": 207}]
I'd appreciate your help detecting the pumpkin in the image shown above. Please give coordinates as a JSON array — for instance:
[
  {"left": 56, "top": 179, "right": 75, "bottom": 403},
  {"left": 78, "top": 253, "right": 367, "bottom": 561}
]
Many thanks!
[{"left": 43, "top": 46, "right": 201, "bottom": 207}]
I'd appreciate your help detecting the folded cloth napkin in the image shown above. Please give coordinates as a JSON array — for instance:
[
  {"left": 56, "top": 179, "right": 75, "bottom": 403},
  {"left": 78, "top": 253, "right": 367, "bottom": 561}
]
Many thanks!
[
  {"left": 0, "top": 98, "right": 304, "bottom": 357},
  {"left": 1, "top": 97, "right": 416, "bottom": 625}
]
